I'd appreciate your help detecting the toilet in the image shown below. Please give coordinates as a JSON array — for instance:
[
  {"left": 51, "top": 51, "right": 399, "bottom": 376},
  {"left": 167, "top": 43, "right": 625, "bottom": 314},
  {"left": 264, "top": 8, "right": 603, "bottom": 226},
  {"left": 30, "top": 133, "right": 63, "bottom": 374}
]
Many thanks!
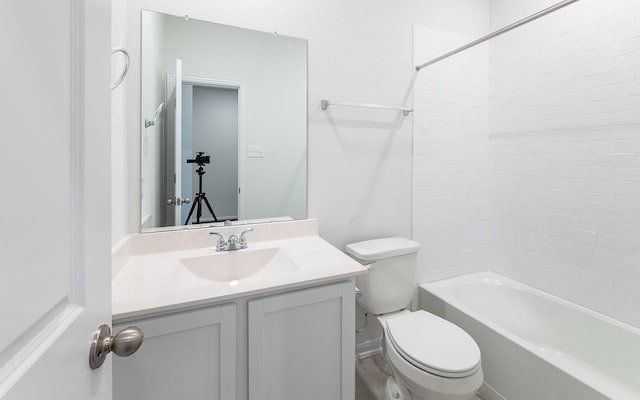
[{"left": 346, "top": 237, "right": 483, "bottom": 400}]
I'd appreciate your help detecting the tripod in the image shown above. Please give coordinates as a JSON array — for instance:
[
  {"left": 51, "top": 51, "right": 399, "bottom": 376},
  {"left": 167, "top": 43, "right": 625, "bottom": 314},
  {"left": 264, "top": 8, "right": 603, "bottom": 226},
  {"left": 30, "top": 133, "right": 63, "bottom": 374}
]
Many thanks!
[{"left": 184, "top": 165, "right": 218, "bottom": 224}]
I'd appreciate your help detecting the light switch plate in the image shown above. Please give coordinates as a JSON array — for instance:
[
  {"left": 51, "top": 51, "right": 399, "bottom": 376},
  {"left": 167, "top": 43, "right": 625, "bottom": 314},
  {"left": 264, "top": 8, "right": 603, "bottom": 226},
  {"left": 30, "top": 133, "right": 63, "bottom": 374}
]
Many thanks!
[{"left": 248, "top": 145, "right": 265, "bottom": 158}]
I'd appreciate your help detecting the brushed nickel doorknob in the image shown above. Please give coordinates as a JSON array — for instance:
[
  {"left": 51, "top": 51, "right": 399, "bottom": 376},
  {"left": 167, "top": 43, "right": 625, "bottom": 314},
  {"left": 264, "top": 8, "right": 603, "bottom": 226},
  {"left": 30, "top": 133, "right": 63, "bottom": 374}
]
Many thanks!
[
  {"left": 89, "top": 324, "right": 144, "bottom": 369},
  {"left": 167, "top": 197, "right": 191, "bottom": 205}
]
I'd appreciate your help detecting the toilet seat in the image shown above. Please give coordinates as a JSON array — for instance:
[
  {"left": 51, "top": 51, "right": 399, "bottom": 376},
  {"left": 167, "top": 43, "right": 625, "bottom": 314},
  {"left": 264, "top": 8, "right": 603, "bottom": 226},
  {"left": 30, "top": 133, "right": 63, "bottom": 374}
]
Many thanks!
[
  {"left": 381, "top": 312, "right": 484, "bottom": 400},
  {"left": 385, "top": 310, "right": 481, "bottom": 378}
]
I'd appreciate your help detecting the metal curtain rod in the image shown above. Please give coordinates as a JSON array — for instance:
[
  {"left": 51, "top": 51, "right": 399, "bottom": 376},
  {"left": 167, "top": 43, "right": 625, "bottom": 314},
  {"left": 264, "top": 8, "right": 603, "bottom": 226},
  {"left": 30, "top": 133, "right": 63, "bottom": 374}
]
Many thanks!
[
  {"left": 321, "top": 99, "right": 413, "bottom": 116},
  {"left": 416, "top": 0, "right": 580, "bottom": 71}
]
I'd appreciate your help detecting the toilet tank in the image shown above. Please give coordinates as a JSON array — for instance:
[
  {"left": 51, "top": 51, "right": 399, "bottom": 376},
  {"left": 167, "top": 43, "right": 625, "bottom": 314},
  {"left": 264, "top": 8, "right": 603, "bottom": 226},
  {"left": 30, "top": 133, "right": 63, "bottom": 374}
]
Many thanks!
[{"left": 345, "top": 237, "right": 420, "bottom": 315}]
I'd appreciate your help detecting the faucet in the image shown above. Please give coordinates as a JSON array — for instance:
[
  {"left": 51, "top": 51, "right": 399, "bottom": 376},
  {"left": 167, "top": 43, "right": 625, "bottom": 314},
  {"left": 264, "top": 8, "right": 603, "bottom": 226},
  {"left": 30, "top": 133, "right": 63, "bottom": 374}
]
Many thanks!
[{"left": 210, "top": 228, "right": 254, "bottom": 251}]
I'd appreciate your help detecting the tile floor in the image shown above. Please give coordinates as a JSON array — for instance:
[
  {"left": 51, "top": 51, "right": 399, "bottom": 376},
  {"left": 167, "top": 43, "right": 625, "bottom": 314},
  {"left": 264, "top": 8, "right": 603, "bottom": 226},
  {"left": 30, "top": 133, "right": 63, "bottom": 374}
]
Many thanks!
[
  {"left": 355, "top": 353, "right": 483, "bottom": 400},
  {"left": 355, "top": 353, "right": 390, "bottom": 400}
]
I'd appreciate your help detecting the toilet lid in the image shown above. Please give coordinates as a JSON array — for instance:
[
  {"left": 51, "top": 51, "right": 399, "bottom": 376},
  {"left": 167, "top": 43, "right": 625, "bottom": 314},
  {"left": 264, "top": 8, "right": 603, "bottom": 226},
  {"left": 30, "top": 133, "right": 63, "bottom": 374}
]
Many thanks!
[
  {"left": 345, "top": 237, "right": 420, "bottom": 261},
  {"left": 385, "top": 310, "right": 481, "bottom": 378}
]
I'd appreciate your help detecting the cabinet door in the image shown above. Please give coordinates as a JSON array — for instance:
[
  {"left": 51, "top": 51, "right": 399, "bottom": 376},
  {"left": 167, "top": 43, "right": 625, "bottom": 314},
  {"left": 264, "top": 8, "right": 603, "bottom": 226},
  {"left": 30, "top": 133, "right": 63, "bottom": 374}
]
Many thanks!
[
  {"left": 248, "top": 281, "right": 355, "bottom": 400},
  {"left": 113, "top": 304, "right": 236, "bottom": 400}
]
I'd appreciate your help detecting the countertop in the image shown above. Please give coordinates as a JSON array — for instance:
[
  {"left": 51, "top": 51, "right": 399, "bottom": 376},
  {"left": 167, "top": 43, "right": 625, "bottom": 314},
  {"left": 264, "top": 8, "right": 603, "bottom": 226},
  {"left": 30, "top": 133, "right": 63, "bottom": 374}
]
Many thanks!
[{"left": 112, "top": 219, "right": 367, "bottom": 320}]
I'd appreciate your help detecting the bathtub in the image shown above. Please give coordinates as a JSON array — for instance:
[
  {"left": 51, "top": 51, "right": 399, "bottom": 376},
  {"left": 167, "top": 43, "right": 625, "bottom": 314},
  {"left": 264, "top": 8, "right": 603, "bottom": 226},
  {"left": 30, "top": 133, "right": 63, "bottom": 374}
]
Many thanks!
[{"left": 418, "top": 272, "right": 640, "bottom": 400}]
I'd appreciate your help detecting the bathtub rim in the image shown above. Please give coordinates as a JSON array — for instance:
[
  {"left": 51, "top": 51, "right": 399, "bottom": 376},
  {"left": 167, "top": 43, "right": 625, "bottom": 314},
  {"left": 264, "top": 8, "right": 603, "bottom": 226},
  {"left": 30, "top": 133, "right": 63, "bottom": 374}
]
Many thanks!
[{"left": 419, "top": 271, "right": 640, "bottom": 400}]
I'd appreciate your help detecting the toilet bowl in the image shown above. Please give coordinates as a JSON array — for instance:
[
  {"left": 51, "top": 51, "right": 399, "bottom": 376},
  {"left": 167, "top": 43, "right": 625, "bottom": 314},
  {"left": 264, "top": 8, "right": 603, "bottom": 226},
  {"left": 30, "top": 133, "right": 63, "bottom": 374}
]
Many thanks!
[
  {"left": 345, "top": 238, "right": 483, "bottom": 400},
  {"left": 379, "top": 311, "right": 483, "bottom": 400}
]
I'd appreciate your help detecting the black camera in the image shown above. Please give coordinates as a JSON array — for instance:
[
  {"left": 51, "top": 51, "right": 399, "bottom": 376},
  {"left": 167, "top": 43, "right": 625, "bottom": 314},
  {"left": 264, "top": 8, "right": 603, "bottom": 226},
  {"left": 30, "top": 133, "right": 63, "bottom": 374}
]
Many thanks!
[{"left": 187, "top": 152, "right": 210, "bottom": 166}]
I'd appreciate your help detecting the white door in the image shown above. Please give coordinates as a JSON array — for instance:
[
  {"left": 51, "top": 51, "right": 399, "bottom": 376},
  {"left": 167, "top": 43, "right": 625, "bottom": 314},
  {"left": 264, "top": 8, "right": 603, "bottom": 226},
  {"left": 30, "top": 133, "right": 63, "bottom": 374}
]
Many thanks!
[
  {"left": 0, "top": 0, "right": 113, "bottom": 399},
  {"left": 174, "top": 59, "right": 183, "bottom": 226}
]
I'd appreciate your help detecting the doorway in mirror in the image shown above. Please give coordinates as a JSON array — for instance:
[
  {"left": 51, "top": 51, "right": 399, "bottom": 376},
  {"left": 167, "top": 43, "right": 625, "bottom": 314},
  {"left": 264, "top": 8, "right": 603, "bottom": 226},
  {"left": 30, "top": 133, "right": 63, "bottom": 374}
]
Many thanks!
[{"left": 165, "top": 74, "right": 245, "bottom": 227}]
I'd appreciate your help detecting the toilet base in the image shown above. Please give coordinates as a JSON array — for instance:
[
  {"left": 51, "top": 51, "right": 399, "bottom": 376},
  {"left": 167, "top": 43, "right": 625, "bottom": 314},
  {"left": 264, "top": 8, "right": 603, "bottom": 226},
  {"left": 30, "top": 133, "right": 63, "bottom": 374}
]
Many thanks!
[
  {"left": 386, "top": 376, "right": 406, "bottom": 400},
  {"left": 378, "top": 312, "right": 483, "bottom": 400},
  {"left": 386, "top": 372, "right": 480, "bottom": 400}
]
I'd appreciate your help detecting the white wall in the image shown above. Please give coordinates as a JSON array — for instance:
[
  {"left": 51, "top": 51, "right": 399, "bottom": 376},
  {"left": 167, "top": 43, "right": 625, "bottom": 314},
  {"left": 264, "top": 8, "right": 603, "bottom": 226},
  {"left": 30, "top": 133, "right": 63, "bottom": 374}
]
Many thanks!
[
  {"left": 489, "top": 0, "right": 560, "bottom": 30},
  {"left": 111, "top": 0, "right": 492, "bottom": 249},
  {"left": 489, "top": 0, "right": 640, "bottom": 327}
]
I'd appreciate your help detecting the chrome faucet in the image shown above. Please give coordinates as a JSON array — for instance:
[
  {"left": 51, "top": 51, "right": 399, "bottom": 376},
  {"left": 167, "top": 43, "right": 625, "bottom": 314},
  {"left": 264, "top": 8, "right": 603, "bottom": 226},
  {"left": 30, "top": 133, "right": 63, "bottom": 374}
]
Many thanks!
[{"left": 210, "top": 228, "right": 253, "bottom": 251}]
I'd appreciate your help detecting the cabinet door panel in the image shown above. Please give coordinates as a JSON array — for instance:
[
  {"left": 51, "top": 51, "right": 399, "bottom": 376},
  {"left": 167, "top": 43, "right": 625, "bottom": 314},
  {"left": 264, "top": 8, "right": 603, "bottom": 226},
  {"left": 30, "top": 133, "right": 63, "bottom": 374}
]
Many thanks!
[
  {"left": 249, "top": 281, "right": 355, "bottom": 400},
  {"left": 114, "top": 304, "right": 236, "bottom": 400}
]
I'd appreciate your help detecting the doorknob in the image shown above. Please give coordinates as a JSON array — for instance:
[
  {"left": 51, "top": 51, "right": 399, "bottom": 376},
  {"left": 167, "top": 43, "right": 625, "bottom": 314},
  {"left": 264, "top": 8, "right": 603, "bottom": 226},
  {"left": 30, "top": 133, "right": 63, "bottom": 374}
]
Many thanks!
[
  {"left": 89, "top": 324, "right": 144, "bottom": 369},
  {"left": 167, "top": 197, "right": 191, "bottom": 205}
]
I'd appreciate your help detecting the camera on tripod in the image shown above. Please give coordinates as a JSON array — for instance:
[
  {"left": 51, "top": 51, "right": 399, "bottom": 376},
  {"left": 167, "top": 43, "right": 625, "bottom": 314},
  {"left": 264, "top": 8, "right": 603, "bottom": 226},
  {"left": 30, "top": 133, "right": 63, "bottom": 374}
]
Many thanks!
[
  {"left": 186, "top": 151, "right": 210, "bottom": 166},
  {"left": 184, "top": 151, "right": 218, "bottom": 224}
]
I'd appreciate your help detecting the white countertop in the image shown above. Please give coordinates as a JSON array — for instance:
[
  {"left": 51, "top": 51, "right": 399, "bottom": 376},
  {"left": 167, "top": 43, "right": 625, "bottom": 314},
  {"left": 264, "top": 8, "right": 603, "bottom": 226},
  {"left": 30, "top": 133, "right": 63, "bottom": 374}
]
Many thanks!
[{"left": 112, "top": 219, "right": 366, "bottom": 320}]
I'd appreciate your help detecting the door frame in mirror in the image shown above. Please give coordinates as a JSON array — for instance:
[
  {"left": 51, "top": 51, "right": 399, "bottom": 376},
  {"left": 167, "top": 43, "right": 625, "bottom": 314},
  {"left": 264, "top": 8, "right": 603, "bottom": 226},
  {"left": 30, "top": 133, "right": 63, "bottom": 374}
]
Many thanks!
[{"left": 164, "top": 74, "right": 247, "bottom": 226}]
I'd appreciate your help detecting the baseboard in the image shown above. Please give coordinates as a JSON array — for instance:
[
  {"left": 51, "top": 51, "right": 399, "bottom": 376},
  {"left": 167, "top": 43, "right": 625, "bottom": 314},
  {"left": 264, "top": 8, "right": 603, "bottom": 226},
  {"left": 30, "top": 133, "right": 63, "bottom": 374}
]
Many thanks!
[
  {"left": 478, "top": 382, "right": 506, "bottom": 400},
  {"left": 356, "top": 337, "right": 382, "bottom": 360}
]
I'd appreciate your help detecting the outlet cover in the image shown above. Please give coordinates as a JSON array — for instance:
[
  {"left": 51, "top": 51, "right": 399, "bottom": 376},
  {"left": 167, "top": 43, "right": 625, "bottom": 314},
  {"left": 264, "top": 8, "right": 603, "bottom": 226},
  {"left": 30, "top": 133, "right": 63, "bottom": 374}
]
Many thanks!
[{"left": 248, "top": 145, "right": 265, "bottom": 158}]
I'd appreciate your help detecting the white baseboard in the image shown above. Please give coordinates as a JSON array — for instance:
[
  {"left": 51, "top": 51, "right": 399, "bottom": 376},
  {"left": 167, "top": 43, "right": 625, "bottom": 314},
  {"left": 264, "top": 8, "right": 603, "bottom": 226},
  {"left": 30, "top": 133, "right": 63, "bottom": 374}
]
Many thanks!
[
  {"left": 356, "top": 338, "right": 382, "bottom": 360},
  {"left": 478, "top": 382, "right": 506, "bottom": 400}
]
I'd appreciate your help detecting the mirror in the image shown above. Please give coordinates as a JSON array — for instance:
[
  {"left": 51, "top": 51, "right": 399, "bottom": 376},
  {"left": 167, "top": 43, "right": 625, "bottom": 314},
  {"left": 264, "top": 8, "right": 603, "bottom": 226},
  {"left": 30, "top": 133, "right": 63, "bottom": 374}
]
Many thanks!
[{"left": 140, "top": 10, "right": 307, "bottom": 232}]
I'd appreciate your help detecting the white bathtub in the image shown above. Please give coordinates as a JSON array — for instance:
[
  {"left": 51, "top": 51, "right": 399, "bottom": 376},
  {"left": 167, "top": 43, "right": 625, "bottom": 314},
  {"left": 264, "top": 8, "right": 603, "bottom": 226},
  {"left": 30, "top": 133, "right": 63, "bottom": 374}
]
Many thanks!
[{"left": 418, "top": 272, "right": 640, "bottom": 400}]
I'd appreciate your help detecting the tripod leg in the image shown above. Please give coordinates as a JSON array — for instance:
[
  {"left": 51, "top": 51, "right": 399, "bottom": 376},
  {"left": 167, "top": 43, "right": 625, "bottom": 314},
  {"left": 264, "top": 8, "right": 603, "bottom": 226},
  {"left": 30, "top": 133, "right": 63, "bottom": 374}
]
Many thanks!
[
  {"left": 202, "top": 195, "right": 218, "bottom": 222},
  {"left": 184, "top": 196, "right": 199, "bottom": 225},
  {"left": 196, "top": 194, "right": 203, "bottom": 224}
]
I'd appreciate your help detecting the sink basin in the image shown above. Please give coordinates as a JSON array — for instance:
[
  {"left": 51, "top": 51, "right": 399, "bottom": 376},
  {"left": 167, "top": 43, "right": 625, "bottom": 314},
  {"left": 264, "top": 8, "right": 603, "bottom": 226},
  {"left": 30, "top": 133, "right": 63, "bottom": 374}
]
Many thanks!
[{"left": 180, "top": 248, "right": 297, "bottom": 282}]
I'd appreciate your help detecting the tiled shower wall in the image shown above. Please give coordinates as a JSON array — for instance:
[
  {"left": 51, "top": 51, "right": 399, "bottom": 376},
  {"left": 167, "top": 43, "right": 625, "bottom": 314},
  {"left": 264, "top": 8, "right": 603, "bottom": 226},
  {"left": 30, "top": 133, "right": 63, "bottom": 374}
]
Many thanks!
[
  {"left": 490, "top": 0, "right": 640, "bottom": 326},
  {"left": 413, "top": 25, "right": 490, "bottom": 284},
  {"left": 414, "top": 0, "right": 640, "bottom": 326}
]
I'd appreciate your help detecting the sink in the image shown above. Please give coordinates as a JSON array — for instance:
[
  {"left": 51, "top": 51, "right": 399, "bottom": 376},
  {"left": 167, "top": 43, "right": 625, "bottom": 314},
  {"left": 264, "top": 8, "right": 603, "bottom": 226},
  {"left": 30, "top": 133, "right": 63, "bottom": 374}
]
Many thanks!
[{"left": 180, "top": 247, "right": 297, "bottom": 282}]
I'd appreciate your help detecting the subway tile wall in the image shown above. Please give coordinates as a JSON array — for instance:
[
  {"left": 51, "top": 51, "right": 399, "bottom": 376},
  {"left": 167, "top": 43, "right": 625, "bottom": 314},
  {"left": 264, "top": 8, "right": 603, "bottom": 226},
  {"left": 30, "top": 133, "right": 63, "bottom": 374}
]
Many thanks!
[
  {"left": 414, "top": 0, "right": 640, "bottom": 326},
  {"left": 413, "top": 25, "right": 490, "bottom": 283},
  {"left": 490, "top": 0, "right": 640, "bottom": 326}
]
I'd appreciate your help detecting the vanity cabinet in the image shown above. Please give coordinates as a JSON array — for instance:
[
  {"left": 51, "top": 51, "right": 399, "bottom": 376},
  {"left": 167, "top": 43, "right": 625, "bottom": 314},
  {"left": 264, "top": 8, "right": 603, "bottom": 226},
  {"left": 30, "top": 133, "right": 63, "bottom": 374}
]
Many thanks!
[
  {"left": 248, "top": 281, "right": 355, "bottom": 400},
  {"left": 113, "top": 303, "right": 237, "bottom": 400},
  {"left": 113, "top": 280, "right": 355, "bottom": 400}
]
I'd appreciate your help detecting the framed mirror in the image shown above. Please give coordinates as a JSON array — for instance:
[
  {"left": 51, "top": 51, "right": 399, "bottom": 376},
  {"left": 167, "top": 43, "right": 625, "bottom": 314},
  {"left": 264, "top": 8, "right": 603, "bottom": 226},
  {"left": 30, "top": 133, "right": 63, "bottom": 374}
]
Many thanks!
[{"left": 140, "top": 10, "right": 307, "bottom": 232}]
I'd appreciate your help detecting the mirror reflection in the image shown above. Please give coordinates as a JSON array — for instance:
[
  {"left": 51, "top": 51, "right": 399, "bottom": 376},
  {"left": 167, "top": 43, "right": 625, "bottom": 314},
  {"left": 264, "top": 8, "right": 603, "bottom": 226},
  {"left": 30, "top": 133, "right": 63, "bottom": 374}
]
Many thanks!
[{"left": 140, "top": 10, "right": 308, "bottom": 231}]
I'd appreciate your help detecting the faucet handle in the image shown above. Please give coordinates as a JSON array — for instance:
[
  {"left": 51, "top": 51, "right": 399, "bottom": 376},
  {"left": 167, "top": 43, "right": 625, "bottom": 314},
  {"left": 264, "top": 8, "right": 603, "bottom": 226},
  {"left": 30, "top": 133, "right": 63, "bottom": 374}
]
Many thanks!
[
  {"left": 209, "top": 232, "right": 227, "bottom": 250},
  {"left": 239, "top": 228, "right": 254, "bottom": 245}
]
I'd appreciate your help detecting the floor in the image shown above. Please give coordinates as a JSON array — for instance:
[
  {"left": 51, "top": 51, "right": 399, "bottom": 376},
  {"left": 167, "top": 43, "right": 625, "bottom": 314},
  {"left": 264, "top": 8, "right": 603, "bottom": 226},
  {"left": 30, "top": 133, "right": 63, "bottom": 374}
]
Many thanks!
[
  {"left": 356, "top": 353, "right": 391, "bottom": 400},
  {"left": 355, "top": 353, "right": 483, "bottom": 400}
]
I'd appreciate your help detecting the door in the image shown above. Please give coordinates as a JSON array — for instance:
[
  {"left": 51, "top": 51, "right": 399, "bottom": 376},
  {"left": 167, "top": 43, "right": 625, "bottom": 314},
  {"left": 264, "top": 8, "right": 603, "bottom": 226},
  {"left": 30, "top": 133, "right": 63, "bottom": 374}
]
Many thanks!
[{"left": 0, "top": 0, "right": 112, "bottom": 399}]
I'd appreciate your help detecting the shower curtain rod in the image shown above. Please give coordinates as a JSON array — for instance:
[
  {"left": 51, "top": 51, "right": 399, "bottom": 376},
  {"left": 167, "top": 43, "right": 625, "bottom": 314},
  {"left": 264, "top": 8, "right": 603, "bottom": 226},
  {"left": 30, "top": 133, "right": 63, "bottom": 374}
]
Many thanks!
[{"left": 415, "top": 0, "right": 580, "bottom": 71}]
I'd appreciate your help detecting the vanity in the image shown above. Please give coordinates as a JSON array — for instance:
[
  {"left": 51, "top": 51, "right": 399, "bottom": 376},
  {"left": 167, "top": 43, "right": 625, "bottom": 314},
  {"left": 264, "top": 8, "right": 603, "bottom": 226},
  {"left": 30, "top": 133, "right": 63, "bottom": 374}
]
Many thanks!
[
  {"left": 116, "top": 9, "right": 353, "bottom": 399},
  {"left": 111, "top": 219, "right": 366, "bottom": 400}
]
